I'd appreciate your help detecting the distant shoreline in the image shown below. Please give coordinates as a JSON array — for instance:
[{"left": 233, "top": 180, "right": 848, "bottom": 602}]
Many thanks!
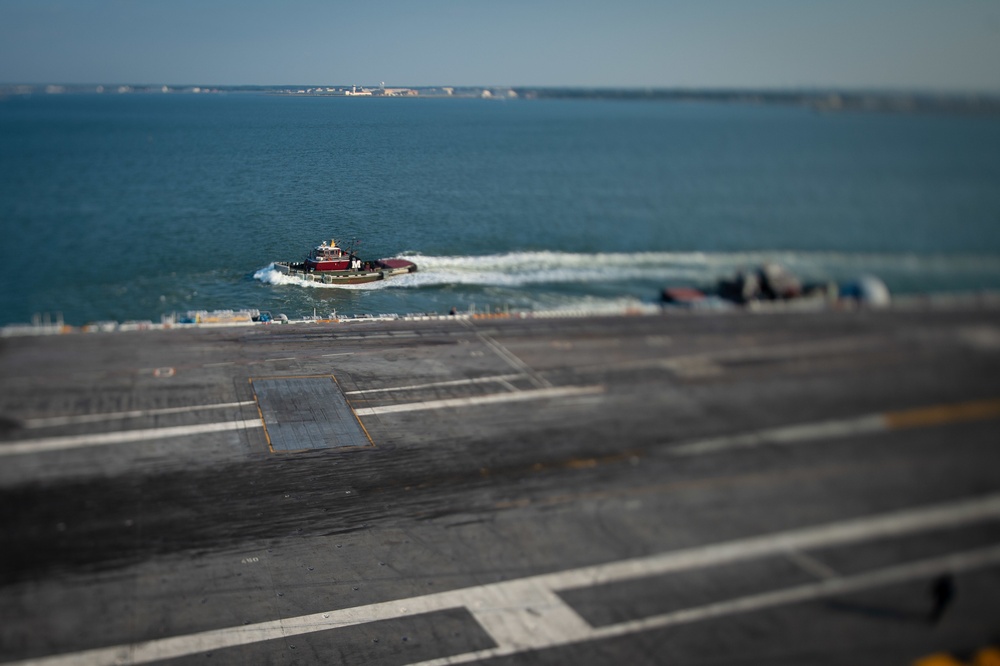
[{"left": 3, "top": 83, "right": 1000, "bottom": 115}]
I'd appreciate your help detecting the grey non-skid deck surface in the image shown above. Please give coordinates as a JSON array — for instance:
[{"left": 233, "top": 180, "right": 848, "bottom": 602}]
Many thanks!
[{"left": 251, "top": 377, "right": 370, "bottom": 451}]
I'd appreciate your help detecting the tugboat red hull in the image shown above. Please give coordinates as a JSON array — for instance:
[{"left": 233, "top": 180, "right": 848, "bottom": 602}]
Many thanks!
[
  {"left": 273, "top": 260, "right": 417, "bottom": 284},
  {"left": 271, "top": 239, "right": 417, "bottom": 284},
  {"left": 306, "top": 259, "right": 351, "bottom": 271}
]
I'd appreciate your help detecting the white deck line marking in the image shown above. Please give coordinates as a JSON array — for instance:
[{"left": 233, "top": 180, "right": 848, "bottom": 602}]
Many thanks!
[
  {"left": 463, "top": 580, "right": 593, "bottom": 650},
  {"left": 11, "top": 493, "right": 1000, "bottom": 666},
  {"left": 585, "top": 545, "right": 1000, "bottom": 638},
  {"left": 784, "top": 549, "right": 839, "bottom": 579},
  {"left": 517, "top": 492, "right": 1000, "bottom": 589},
  {"left": 464, "top": 321, "right": 551, "bottom": 389},
  {"left": 668, "top": 398, "right": 1000, "bottom": 457},
  {"left": 0, "top": 420, "right": 263, "bottom": 457},
  {"left": 668, "top": 414, "right": 887, "bottom": 456},
  {"left": 345, "top": 374, "right": 523, "bottom": 396},
  {"left": 408, "top": 545, "right": 1000, "bottom": 666},
  {"left": 22, "top": 401, "right": 257, "bottom": 429},
  {"left": 698, "top": 335, "right": 885, "bottom": 364},
  {"left": 352, "top": 385, "right": 604, "bottom": 417},
  {"left": 321, "top": 352, "right": 354, "bottom": 357},
  {"left": 496, "top": 378, "right": 518, "bottom": 393}
]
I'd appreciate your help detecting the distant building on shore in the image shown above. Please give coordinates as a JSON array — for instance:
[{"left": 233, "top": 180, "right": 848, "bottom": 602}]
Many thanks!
[{"left": 343, "top": 83, "right": 418, "bottom": 97}]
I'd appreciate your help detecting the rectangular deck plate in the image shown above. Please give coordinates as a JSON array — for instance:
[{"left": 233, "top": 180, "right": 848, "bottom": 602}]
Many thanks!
[{"left": 251, "top": 377, "right": 371, "bottom": 452}]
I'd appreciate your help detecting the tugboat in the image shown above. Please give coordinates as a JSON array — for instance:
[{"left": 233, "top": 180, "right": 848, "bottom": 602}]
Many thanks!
[{"left": 273, "top": 239, "right": 417, "bottom": 285}]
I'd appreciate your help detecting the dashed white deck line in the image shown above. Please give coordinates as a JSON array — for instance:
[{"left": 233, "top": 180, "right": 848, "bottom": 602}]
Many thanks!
[
  {"left": 22, "top": 401, "right": 257, "bottom": 429},
  {"left": 345, "top": 374, "right": 522, "bottom": 396},
  {"left": 572, "top": 335, "right": 888, "bottom": 378},
  {"left": 10, "top": 493, "right": 1000, "bottom": 666},
  {"left": 668, "top": 414, "right": 887, "bottom": 456},
  {"left": 0, "top": 420, "right": 263, "bottom": 457},
  {"left": 352, "top": 385, "right": 605, "bottom": 417}
]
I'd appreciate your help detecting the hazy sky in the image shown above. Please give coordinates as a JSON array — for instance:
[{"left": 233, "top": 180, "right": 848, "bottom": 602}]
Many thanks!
[{"left": 2, "top": 0, "right": 999, "bottom": 91}]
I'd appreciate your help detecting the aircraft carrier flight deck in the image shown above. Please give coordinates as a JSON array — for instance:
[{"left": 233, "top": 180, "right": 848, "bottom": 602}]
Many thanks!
[{"left": 2, "top": 304, "right": 999, "bottom": 665}]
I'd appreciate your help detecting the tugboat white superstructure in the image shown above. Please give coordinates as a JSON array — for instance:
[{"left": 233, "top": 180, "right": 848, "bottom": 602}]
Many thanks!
[{"left": 273, "top": 239, "right": 417, "bottom": 285}]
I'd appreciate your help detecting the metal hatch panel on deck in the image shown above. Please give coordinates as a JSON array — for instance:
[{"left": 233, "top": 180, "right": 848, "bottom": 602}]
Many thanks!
[{"left": 250, "top": 376, "right": 372, "bottom": 452}]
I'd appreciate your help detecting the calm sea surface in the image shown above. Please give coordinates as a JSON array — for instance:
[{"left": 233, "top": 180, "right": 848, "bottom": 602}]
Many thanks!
[{"left": 2, "top": 94, "right": 1000, "bottom": 325}]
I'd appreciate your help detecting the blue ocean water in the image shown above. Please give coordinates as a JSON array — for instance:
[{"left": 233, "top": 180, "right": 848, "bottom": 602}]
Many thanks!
[{"left": 2, "top": 93, "right": 1000, "bottom": 325}]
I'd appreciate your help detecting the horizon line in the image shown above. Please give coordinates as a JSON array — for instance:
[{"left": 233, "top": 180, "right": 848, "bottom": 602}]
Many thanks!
[{"left": 4, "top": 82, "right": 1000, "bottom": 96}]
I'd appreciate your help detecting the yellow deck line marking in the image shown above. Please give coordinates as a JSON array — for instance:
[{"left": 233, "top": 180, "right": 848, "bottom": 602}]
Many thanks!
[
  {"left": 670, "top": 397, "right": 1000, "bottom": 456},
  {"left": 248, "top": 378, "right": 274, "bottom": 453},
  {"left": 884, "top": 398, "right": 1000, "bottom": 430},
  {"left": 10, "top": 493, "right": 1000, "bottom": 666},
  {"left": 333, "top": 373, "right": 375, "bottom": 448}
]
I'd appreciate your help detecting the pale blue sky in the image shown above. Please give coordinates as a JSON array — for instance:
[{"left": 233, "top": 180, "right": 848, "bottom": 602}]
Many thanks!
[{"left": 2, "top": 0, "right": 999, "bottom": 91}]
